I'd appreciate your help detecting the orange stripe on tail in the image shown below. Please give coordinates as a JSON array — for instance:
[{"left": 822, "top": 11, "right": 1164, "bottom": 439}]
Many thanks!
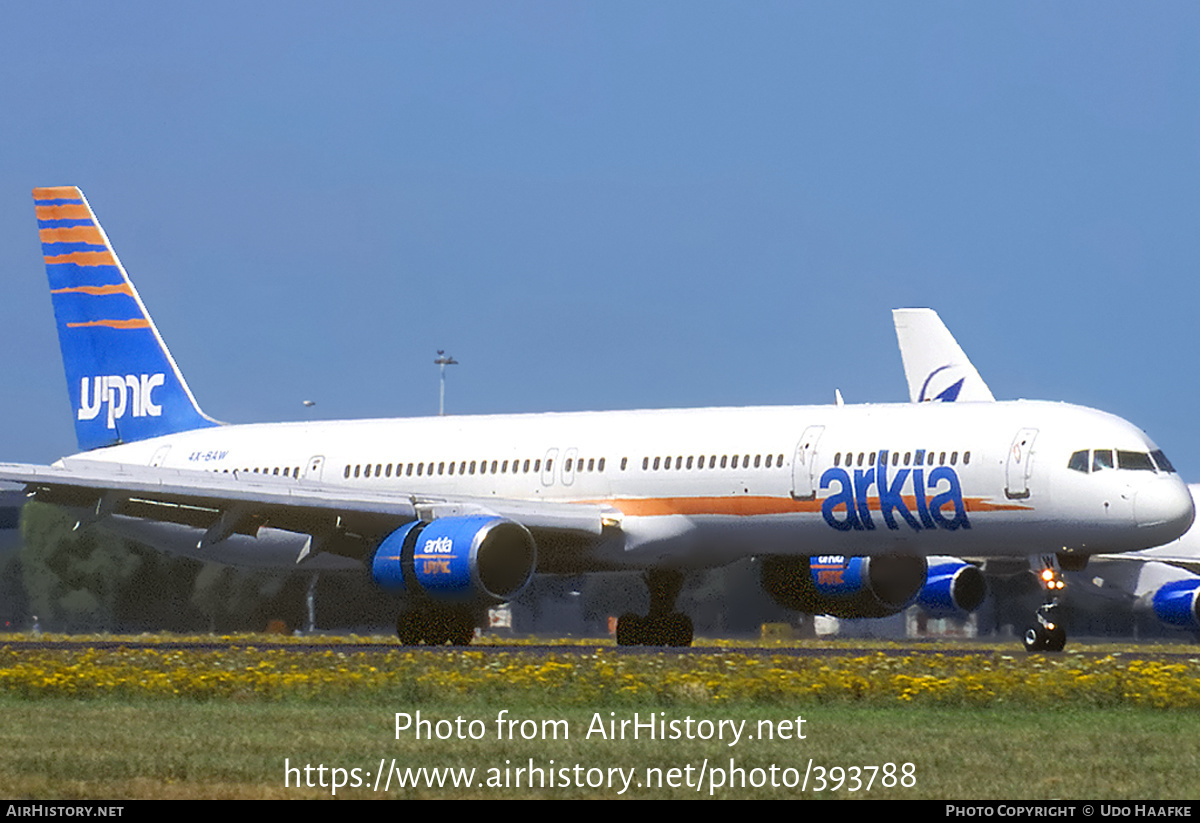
[
  {"left": 36, "top": 204, "right": 91, "bottom": 220},
  {"left": 39, "top": 226, "right": 105, "bottom": 244},
  {"left": 43, "top": 251, "right": 116, "bottom": 266},
  {"left": 65, "top": 319, "right": 150, "bottom": 329},
  {"left": 32, "top": 186, "right": 83, "bottom": 201},
  {"left": 50, "top": 284, "right": 134, "bottom": 296}
]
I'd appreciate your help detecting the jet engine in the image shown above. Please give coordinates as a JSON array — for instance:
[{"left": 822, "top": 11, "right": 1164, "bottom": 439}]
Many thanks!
[
  {"left": 916, "top": 558, "right": 987, "bottom": 619},
  {"left": 760, "top": 554, "right": 927, "bottom": 619},
  {"left": 1151, "top": 579, "right": 1200, "bottom": 631},
  {"left": 371, "top": 515, "right": 536, "bottom": 604}
]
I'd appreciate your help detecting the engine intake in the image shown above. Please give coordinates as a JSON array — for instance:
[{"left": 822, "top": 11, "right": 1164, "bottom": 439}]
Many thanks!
[
  {"left": 917, "top": 559, "right": 987, "bottom": 618},
  {"left": 1152, "top": 579, "right": 1200, "bottom": 630},
  {"left": 372, "top": 515, "right": 536, "bottom": 604}
]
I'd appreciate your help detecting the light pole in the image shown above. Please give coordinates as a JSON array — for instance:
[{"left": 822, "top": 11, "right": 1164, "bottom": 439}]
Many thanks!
[{"left": 434, "top": 350, "right": 458, "bottom": 415}]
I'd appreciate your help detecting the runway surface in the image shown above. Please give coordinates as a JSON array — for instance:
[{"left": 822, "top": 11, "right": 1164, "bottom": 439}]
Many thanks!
[{"left": 3, "top": 636, "right": 1197, "bottom": 661}]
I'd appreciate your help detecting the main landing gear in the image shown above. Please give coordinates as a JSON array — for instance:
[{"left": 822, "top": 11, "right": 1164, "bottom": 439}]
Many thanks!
[
  {"left": 615, "top": 569, "right": 694, "bottom": 647},
  {"left": 396, "top": 606, "right": 477, "bottom": 646}
]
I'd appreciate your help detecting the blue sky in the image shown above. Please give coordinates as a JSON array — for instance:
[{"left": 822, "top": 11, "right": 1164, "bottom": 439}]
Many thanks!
[{"left": 2, "top": 3, "right": 1199, "bottom": 474}]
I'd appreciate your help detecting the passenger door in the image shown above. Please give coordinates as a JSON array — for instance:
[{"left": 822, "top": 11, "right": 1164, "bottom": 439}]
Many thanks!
[
  {"left": 1005, "top": 428, "right": 1038, "bottom": 499},
  {"left": 790, "top": 425, "right": 826, "bottom": 500},
  {"left": 304, "top": 455, "right": 325, "bottom": 482}
]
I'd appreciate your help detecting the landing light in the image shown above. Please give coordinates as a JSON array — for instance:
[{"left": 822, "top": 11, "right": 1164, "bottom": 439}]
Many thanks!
[{"left": 1039, "top": 568, "right": 1065, "bottom": 591}]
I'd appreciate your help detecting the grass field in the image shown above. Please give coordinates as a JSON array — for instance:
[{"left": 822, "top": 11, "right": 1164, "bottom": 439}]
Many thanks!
[{"left": 1, "top": 636, "right": 1198, "bottom": 799}]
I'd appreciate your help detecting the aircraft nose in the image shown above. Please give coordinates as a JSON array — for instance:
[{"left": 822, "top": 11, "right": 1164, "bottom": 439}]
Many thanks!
[{"left": 1134, "top": 478, "right": 1195, "bottom": 542}]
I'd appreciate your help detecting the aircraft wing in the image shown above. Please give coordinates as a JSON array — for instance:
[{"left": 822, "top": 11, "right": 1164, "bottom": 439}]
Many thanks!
[
  {"left": 0, "top": 459, "right": 616, "bottom": 564},
  {"left": 1093, "top": 551, "right": 1200, "bottom": 576}
]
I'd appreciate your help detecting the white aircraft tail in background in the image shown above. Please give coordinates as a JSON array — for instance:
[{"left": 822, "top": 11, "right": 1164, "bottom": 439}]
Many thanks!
[{"left": 893, "top": 308, "right": 995, "bottom": 403}]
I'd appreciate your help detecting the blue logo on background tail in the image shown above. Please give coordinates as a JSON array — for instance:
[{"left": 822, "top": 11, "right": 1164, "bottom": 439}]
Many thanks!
[
  {"left": 918, "top": 365, "right": 965, "bottom": 402},
  {"left": 34, "top": 187, "right": 219, "bottom": 451}
]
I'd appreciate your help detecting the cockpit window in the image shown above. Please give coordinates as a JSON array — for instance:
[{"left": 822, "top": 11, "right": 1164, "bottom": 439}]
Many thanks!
[
  {"left": 1151, "top": 450, "right": 1177, "bottom": 473},
  {"left": 1071, "top": 448, "right": 1173, "bottom": 474},
  {"left": 1092, "top": 449, "right": 1114, "bottom": 472},
  {"left": 1117, "top": 451, "right": 1155, "bottom": 471}
]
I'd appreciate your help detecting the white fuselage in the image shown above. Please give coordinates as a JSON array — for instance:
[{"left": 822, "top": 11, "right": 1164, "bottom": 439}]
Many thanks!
[{"left": 72, "top": 398, "right": 1195, "bottom": 572}]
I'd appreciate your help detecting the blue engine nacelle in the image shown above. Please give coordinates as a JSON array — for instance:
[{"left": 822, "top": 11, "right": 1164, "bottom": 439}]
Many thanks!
[
  {"left": 916, "top": 559, "right": 987, "bottom": 619},
  {"left": 371, "top": 515, "right": 537, "bottom": 605},
  {"left": 1151, "top": 579, "right": 1200, "bottom": 630},
  {"left": 761, "top": 554, "right": 928, "bottom": 619}
]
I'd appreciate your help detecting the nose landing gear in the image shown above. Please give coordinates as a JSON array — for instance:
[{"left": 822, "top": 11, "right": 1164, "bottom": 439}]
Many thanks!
[
  {"left": 1022, "top": 556, "right": 1068, "bottom": 653},
  {"left": 1023, "top": 600, "right": 1066, "bottom": 652}
]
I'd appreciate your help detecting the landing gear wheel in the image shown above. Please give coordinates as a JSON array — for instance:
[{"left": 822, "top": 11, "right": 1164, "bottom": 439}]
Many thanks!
[
  {"left": 641, "top": 617, "right": 667, "bottom": 646},
  {"left": 663, "top": 613, "right": 694, "bottom": 647},
  {"left": 396, "top": 611, "right": 424, "bottom": 645},
  {"left": 448, "top": 612, "right": 476, "bottom": 646},
  {"left": 423, "top": 614, "right": 451, "bottom": 646},
  {"left": 616, "top": 613, "right": 645, "bottom": 646},
  {"left": 1044, "top": 624, "right": 1066, "bottom": 652},
  {"left": 616, "top": 612, "right": 693, "bottom": 646},
  {"left": 396, "top": 608, "right": 477, "bottom": 646},
  {"left": 1023, "top": 626, "right": 1045, "bottom": 652}
]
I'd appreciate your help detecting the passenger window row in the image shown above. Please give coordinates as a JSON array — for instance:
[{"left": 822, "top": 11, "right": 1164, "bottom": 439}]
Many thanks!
[
  {"left": 833, "top": 450, "right": 970, "bottom": 468},
  {"left": 345, "top": 457, "right": 556, "bottom": 480},
  {"left": 641, "top": 453, "right": 786, "bottom": 471},
  {"left": 342, "top": 451, "right": 794, "bottom": 480},
  {"left": 220, "top": 466, "right": 300, "bottom": 477}
]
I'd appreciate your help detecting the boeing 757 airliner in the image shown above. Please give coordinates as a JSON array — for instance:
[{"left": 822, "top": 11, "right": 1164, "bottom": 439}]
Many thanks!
[{"left": 0, "top": 187, "right": 1192, "bottom": 647}]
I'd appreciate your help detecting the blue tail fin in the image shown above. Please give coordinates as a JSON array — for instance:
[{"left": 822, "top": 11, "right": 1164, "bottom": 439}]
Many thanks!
[{"left": 34, "top": 187, "right": 220, "bottom": 451}]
